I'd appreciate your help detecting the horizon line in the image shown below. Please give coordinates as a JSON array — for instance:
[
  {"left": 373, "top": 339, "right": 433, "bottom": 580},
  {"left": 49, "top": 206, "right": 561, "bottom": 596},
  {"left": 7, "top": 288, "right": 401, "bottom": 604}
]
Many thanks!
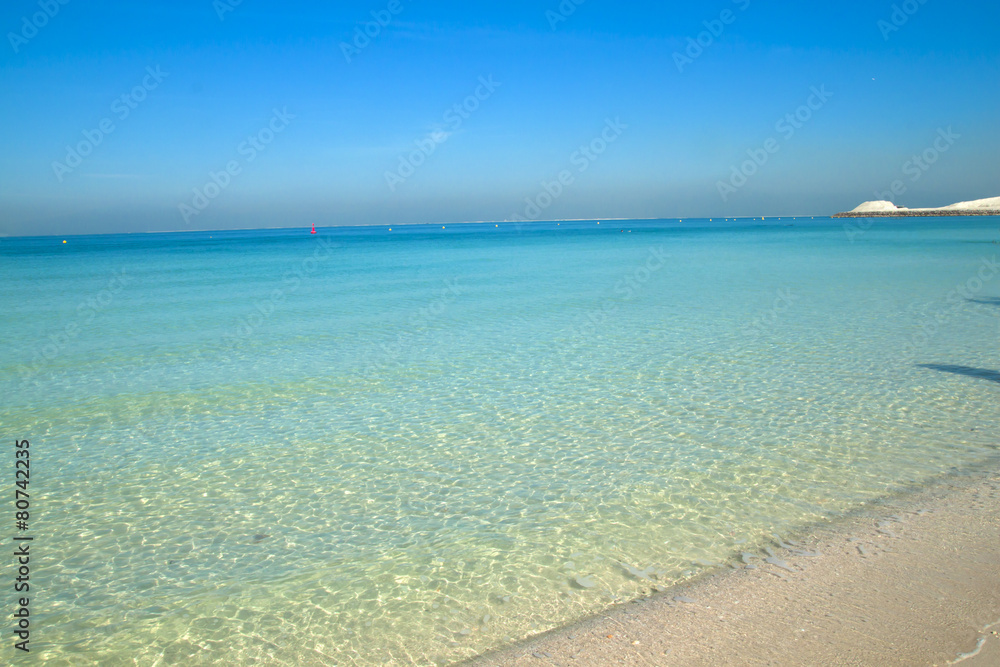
[{"left": 2, "top": 214, "right": 831, "bottom": 239}]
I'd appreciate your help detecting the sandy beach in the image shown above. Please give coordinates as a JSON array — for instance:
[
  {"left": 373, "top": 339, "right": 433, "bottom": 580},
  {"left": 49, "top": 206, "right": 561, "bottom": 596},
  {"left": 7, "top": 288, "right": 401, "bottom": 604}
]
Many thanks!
[{"left": 468, "top": 468, "right": 1000, "bottom": 666}]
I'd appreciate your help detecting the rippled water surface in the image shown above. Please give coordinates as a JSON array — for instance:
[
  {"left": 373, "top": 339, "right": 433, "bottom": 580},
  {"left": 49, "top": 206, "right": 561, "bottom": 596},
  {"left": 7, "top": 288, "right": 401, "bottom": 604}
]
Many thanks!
[{"left": 2, "top": 218, "right": 999, "bottom": 665}]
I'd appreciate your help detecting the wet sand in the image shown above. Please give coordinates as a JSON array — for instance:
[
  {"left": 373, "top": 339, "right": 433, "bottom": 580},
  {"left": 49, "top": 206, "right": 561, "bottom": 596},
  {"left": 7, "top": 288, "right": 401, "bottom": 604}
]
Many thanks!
[{"left": 467, "top": 469, "right": 1000, "bottom": 666}]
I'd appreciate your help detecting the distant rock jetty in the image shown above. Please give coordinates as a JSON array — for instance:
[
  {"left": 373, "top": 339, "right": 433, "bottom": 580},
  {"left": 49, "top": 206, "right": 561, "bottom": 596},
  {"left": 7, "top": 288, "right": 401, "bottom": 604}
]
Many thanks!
[{"left": 834, "top": 196, "right": 1000, "bottom": 218}]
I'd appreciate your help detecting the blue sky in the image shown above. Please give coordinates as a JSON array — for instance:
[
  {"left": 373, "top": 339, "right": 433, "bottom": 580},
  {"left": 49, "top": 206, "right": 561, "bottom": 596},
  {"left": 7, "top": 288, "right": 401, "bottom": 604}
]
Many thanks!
[{"left": 1, "top": 0, "right": 998, "bottom": 236}]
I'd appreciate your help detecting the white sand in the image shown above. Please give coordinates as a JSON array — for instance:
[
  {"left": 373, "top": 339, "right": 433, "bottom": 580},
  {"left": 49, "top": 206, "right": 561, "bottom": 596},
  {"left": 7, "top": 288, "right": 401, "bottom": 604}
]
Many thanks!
[
  {"left": 849, "top": 200, "right": 899, "bottom": 213},
  {"left": 941, "top": 196, "right": 1000, "bottom": 211},
  {"left": 468, "top": 470, "right": 1000, "bottom": 666},
  {"left": 848, "top": 195, "right": 1000, "bottom": 214}
]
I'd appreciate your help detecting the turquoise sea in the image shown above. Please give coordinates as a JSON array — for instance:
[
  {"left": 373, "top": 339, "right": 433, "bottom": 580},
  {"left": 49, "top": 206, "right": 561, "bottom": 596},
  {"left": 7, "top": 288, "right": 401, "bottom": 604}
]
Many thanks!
[{"left": 2, "top": 217, "right": 999, "bottom": 665}]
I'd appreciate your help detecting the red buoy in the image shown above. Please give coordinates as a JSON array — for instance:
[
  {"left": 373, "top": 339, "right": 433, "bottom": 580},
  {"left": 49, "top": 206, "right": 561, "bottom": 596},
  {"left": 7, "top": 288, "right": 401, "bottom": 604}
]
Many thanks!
[{"left": 311, "top": 223, "right": 317, "bottom": 234}]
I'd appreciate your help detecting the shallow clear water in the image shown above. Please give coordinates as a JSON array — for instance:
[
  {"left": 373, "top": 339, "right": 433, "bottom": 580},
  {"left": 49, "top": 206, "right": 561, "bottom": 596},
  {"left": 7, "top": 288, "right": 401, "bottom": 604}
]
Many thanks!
[{"left": 2, "top": 217, "right": 999, "bottom": 665}]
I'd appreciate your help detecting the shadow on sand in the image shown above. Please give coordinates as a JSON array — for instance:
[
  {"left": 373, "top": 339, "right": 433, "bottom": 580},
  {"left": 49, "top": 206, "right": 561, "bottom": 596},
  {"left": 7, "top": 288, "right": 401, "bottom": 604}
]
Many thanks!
[
  {"left": 918, "top": 364, "right": 1000, "bottom": 384},
  {"left": 967, "top": 297, "right": 1000, "bottom": 307}
]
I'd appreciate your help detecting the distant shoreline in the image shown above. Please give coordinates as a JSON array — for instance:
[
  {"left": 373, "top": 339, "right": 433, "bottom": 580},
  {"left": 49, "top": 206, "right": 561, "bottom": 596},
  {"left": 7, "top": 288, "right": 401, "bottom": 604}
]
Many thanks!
[
  {"left": 834, "top": 209, "right": 1000, "bottom": 218},
  {"left": 835, "top": 195, "right": 1000, "bottom": 219}
]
